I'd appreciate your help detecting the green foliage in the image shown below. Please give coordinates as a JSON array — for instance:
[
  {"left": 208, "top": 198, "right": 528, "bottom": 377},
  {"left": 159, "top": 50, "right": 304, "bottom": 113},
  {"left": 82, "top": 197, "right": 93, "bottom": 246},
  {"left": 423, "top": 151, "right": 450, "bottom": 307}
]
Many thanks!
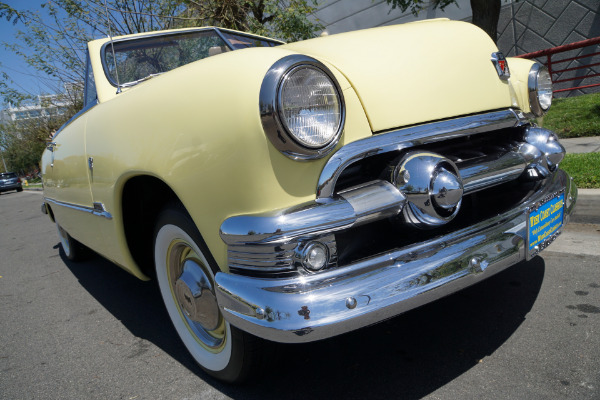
[
  {"left": 1, "top": 0, "right": 321, "bottom": 172},
  {"left": 0, "top": 0, "right": 188, "bottom": 108},
  {"left": 0, "top": 0, "right": 188, "bottom": 172},
  {"left": 0, "top": 98, "right": 81, "bottom": 173},
  {"left": 560, "top": 153, "right": 600, "bottom": 189},
  {"left": 182, "top": 0, "right": 322, "bottom": 41},
  {"left": 540, "top": 92, "right": 600, "bottom": 139},
  {"left": 384, "top": 0, "right": 457, "bottom": 16}
]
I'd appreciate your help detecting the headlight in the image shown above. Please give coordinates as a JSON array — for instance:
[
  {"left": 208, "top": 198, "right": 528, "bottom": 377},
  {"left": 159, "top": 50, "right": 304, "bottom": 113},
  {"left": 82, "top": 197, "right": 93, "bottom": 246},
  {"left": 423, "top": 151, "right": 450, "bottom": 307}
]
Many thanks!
[
  {"left": 260, "top": 55, "right": 345, "bottom": 160},
  {"left": 528, "top": 63, "right": 552, "bottom": 117},
  {"left": 279, "top": 66, "right": 342, "bottom": 148}
]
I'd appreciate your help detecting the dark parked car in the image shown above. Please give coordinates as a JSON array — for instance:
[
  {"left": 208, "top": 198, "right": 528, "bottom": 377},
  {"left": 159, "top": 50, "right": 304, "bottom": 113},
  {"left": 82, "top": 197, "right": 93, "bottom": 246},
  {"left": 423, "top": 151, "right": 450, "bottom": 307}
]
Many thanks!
[{"left": 0, "top": 172, "right": 23, "bottom": 194}]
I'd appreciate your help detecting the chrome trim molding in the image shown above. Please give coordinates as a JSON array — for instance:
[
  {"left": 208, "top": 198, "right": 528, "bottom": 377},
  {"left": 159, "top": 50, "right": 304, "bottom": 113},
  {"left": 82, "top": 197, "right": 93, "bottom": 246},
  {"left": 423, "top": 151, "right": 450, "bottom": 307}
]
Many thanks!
[
  {"left": 220, "top": 180, "right": 405, "bottom": 246},
  {"left": 43, "top": 197, "right": 113, "bottom": 220},
  {"left": 216, "top": 170, "right": 576, "bottom": 343},
  {"left": 220, "top": 180, "right": 402, "bottom": 273},
  {"left": 259, "top": 54, "right": 346, "bottom": 160},
  {"left": 528, "top": 63, "right": 551, "bottom": 117},
  {"left": 316, "top": 109, "right": 521, "bottom": 199}
]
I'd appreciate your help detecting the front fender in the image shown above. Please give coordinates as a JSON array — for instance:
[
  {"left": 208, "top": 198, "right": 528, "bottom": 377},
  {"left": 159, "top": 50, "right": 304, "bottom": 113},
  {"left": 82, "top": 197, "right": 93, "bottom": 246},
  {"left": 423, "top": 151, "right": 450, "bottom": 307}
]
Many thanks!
[{"left": 84, "top": 47, "right": 372, "bottom": 272}]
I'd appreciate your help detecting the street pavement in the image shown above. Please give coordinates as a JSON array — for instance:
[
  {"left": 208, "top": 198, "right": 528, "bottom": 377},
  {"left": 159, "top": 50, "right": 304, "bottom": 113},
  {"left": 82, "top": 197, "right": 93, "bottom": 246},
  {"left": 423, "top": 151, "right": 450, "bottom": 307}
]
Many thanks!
[{"left": 1, "top": 188, "right": 599, "bottom": 399}]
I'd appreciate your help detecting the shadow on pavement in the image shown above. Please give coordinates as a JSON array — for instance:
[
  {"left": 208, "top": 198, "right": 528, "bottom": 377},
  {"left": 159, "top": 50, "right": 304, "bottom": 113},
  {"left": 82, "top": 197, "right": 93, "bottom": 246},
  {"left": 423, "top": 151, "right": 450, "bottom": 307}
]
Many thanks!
[{"left": 61, "top": 249, "right": 545, "bottom": 400}]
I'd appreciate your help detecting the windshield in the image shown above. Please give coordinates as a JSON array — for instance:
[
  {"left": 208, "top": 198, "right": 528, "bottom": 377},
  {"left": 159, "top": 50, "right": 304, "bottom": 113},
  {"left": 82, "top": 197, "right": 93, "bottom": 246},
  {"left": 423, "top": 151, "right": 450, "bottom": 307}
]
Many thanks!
[{"left": 103, "top": 29, "right": 281, "bottom": 87}]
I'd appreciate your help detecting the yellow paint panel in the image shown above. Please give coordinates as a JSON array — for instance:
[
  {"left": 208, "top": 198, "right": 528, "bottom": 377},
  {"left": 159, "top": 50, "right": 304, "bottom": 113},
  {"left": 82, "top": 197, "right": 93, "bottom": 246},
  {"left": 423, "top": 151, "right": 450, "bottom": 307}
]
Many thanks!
[{"left": 283, "top": 20, "right": 514, "bottom": 132}]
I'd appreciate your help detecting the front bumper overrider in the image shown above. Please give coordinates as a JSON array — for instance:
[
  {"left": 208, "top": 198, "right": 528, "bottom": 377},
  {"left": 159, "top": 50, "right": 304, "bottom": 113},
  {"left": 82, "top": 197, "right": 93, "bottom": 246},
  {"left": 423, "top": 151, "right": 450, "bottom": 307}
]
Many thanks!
[{"left": 215, "top": 169, "right": 577, "bottom": 343}]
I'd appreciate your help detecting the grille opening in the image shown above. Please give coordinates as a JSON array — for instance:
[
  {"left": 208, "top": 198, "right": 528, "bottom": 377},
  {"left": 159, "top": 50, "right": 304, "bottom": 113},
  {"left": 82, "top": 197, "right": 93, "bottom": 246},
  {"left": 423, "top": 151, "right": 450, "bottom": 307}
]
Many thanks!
[
  {"left": 335, "top": 178, "right": 540, "bottom": 267},
  {"left": 334, "top": 126, "right": 525, "bottom": 193}
]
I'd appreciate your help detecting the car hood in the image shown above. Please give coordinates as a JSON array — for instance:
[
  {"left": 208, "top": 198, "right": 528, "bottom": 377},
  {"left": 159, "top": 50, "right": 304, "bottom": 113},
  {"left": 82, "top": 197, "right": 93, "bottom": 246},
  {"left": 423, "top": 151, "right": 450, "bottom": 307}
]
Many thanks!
[{"left": 282, "top": 19, "right": 514, "bottom": 133}]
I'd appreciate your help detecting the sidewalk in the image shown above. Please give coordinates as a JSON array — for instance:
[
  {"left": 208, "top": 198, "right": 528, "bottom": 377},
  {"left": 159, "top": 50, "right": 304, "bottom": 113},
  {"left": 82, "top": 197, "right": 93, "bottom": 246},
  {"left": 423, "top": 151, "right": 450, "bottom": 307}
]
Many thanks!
[
  {"left": 561, "top": 135, "right": 600, "bottom": 154},
  {"left": 552, "top": 136, "right": 600, "bottom": 255}
]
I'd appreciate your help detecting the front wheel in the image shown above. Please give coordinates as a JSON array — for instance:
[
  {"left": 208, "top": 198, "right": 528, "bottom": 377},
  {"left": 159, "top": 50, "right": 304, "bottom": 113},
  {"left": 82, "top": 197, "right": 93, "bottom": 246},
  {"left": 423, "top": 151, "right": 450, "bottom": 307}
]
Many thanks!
[{"left": 153, "top": 205, "right": 263, "bottom": 383}]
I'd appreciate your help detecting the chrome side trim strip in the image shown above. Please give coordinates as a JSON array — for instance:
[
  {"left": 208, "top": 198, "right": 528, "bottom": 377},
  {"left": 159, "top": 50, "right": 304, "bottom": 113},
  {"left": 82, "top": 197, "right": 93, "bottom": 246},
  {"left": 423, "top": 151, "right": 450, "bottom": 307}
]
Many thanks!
[
  {"left": 317, "top": 109, "right": 521, "bottom": 199},
  {"left": 44, "top": 197, "right": 113, "bottom": 220},
  {"left": 216, "top": 170, "right": 575, "bottom": 343}
]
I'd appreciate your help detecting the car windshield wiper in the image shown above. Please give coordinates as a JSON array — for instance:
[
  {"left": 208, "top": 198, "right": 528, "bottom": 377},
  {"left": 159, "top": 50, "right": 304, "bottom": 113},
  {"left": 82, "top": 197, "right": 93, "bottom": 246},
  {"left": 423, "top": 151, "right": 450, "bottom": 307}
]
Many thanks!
[{"left": 121, "top": 72, "right": 164, "bottom": 88}]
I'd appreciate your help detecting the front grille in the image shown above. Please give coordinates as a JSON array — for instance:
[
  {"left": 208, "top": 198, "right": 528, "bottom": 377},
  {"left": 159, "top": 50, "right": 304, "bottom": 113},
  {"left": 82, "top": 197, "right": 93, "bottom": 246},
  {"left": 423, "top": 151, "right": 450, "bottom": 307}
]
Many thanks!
[
  {"left": 335, "top": 125, "right": 524, "bottom": 194},
  {"left": 331, "top": 124, "right": 541, "bottom": 266},
  {"left": 221, "top": 110, "right": 565, "bottom": 276},
  {"left": 335, "top": 178, "right": 541, "bottom": 266}
]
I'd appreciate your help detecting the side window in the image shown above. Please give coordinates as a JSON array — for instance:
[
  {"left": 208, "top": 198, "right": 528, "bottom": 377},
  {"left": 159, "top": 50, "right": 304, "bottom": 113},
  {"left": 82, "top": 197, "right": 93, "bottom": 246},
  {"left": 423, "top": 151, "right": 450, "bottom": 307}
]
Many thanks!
[{"left": 84, "top": 51, "right": 97, "bottom": 108}]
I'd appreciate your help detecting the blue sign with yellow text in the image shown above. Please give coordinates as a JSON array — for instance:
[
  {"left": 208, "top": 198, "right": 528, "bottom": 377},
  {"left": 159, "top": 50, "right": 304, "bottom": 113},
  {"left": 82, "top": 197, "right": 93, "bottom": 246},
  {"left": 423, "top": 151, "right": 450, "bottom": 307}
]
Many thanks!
[{"left": 528, "top": 193, "right": 565, "bottom": 254}]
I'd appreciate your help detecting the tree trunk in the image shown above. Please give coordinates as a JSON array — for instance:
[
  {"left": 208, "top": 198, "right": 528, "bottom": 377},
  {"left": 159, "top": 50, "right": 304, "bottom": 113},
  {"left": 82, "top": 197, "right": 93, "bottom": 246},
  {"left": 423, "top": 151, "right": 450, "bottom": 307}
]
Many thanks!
[{"left": 470, "top": 0, "right": 501, "bottom": 43}]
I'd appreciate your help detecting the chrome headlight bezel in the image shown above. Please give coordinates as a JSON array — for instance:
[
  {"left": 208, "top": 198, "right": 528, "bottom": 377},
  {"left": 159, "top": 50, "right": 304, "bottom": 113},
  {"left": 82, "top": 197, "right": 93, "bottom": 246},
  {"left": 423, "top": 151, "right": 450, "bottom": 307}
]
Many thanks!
[
  {"left": 528, "top": 63, "right": 553, "bottom": 117},
  {"left": 260, "top": 55, "right": 346, "bottom": 160}
]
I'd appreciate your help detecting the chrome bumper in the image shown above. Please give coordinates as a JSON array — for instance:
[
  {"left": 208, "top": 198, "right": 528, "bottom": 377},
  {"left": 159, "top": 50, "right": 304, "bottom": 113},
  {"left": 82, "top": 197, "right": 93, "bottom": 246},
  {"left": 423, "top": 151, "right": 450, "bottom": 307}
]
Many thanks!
[{"left": 215, "top": 170, "right": 577, "bottom": 343}]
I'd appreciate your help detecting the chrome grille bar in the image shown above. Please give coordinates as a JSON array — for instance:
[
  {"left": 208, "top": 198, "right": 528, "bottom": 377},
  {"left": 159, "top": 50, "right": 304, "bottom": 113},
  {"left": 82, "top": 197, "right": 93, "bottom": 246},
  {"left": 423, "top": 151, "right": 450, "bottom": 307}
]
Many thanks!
[{"left": 317, "top": 109, "right": 521, "bottom": 199}]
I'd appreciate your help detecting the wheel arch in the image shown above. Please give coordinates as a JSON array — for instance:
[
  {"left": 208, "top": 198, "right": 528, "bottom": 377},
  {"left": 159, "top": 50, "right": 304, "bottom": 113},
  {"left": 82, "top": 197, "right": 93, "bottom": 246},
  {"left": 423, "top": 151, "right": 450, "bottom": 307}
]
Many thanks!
[
  {"left": 121, "top": 175, "right": 180, "bottom": 278},
  {"left": 121, "top": 175, "right": 223, "bottom": 279},
  {"left": 45, "top": 203, "right": 56, "bottom": 223}
]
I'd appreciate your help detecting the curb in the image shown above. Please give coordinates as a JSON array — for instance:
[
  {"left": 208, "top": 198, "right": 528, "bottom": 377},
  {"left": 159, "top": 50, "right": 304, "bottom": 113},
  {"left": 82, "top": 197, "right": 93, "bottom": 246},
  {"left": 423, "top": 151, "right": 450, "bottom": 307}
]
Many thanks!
[{"left": 578, "top": 189, "right": 600, "bottom": 195}]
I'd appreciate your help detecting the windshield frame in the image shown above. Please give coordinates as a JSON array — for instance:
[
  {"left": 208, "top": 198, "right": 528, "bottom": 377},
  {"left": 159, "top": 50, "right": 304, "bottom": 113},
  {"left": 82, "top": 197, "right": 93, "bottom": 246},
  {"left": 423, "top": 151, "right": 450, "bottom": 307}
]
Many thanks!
[{"left": 100, "top": 27, "right": 283, "bottom": 88}]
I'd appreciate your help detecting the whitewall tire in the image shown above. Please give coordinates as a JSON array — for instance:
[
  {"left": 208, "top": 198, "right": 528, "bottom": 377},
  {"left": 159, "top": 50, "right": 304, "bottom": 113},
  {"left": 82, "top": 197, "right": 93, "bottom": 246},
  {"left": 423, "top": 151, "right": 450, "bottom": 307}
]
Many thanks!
[{"left": 153, "top": 205, "right": 262, "bottom": 383}]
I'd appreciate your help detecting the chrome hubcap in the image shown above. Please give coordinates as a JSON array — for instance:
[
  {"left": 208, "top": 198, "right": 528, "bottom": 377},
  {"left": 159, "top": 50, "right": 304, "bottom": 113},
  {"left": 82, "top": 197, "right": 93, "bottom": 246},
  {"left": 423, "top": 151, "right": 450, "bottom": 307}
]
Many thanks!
[
  {"left": 167, "top": 240, "right": 225, "bottom": 350},
  {"left": 174, "top": 260, "right": 220, "bottom": 331}
]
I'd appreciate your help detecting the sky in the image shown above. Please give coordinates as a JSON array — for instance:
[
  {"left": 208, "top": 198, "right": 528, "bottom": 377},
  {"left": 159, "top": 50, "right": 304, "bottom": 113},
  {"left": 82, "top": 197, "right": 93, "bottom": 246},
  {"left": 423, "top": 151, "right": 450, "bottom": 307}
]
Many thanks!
[{"left": 0, "top": 1, "right": 55, "bottom": 103}]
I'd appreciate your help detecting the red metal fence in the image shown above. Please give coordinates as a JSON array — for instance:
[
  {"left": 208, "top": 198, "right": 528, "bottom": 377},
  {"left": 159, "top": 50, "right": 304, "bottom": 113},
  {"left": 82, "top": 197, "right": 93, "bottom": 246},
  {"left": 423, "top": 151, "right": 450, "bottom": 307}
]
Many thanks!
[{"left": 516, "top": 36, "right": 600, "bottom": 95}]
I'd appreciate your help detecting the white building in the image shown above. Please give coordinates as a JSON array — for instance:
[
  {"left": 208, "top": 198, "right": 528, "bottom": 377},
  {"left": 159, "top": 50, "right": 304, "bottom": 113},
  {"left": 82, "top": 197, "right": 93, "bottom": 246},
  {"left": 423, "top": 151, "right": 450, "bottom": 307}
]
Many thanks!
[{"left": 1, "top": 94, "right": 69, "bottom": 124}]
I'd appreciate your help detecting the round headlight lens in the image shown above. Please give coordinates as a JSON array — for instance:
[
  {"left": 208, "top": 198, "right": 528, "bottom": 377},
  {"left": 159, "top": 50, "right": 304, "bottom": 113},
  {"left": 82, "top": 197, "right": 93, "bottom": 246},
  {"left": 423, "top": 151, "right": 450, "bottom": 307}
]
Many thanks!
[
  {"left": 528, "top": 63, "right": 553, "bottom": 117},
  {"left": 278, "top": 66, "right": 342, "bottom": 148},
  {"left": 537, "top": 67, "right": 552, "bottom": 111}
]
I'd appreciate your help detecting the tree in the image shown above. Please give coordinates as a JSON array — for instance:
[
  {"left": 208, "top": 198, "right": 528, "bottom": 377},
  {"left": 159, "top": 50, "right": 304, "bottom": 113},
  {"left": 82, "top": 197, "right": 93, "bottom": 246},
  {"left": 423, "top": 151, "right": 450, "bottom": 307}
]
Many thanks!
[
  {"left": 0, "top": 0, "right": 189, "bottom": 107},
  {"left": 181, "top": 0, "right": 322, "bottom": 42},
  {"left": 0, "top": 97, "right": 79, "bottom": 173},
  {"left": 384, "top": 0, "right": 504, "bottom": 43},
  {"left": 0, "top": 0, "right": 321, "bottom": 107},
  {"left": 0, "top": 0, "right": 321, "bottom": 172}
]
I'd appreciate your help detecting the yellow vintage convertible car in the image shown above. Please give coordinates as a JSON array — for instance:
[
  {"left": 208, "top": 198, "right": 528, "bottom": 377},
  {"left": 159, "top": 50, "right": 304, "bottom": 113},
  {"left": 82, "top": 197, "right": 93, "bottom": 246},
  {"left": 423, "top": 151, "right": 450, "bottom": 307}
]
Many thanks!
[{"left": 41, "top": 19, "right": 577, "bottom": 382}]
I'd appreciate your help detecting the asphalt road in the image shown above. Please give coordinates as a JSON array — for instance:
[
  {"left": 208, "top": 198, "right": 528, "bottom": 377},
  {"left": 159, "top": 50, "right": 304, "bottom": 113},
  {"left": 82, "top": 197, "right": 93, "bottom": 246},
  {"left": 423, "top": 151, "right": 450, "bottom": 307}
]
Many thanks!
[{"left": 1, "top": 190, "right": 599, "bottom": 400}]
